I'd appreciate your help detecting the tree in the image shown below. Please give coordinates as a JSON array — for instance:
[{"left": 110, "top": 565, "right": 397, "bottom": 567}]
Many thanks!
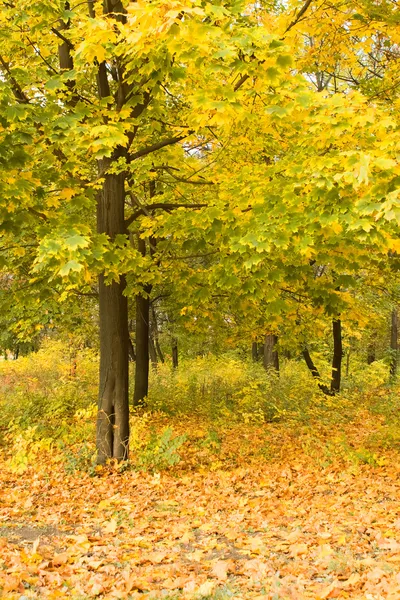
[{"left": 0, "top": 0, "right": 306, "bottom": 462}]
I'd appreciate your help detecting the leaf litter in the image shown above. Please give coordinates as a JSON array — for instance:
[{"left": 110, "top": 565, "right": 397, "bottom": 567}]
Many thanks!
[{"left": 1, "top": 419, "right": 400, "bottom": 599}]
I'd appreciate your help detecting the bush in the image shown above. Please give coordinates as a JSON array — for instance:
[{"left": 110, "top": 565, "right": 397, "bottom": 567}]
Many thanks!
[
  {"left": 0, "top": 338, "right": 98, "bottom": 433},
  {"left": 147, "top": 355, "right": 328, "bottom": 423}
]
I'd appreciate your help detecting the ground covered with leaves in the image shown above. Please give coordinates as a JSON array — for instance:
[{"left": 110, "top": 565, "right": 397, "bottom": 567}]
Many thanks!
[{"left": 2, "top": 412, "right": 400, "bottom": 600}]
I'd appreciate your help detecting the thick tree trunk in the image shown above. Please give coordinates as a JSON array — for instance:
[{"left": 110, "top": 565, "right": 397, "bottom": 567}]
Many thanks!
[
  {"left": 331, "top": 318, "right": 343, "bottom": 393},
  {"left": 172, "top": 337, "right": 178, "bottom": 368},
  {"left": 134, "top": 284, "right": 151, "bottom": 406},
  {"left": 96, "top": 167, "right": 129, "bottom": 464},
  {"left": 263, "top": 334, "right": 279, "bottom": 372},
  {"left": 252, "top": 342, "right": 258, "bottom": 362},
  {"left": 390, "top": 308, "right": 398, "bottom": 377}
]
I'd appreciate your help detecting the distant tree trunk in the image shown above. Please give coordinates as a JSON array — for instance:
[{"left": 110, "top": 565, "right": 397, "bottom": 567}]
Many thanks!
[
  {"left": 134, "top": 281, "right": 151, "bottom": 406},
  {"left": 128, "top": 335, "right": 136, "bottom": 362},
  {"left": 151, "top": 305, "right": 164, "bottom": 363},
  {"left": 172, "top": 337, "right": 178, "bottom": 368},
  {"left": 331, "top": 319, "right": 343, "bottom": 393},
  {"left": 263, "top": 334, "right": 279, "bottom": 373},
  {"left": 14, "top": 346, "right": 19, "bottom": 360},
  {"left": 252, "top": 342, "right": 258, "bottom": 362},
  {"left": 149, "top": 334, "right": 158, "bottom": 367},
  {"left": 155, "top": 339, "right": 165, "bottom": 364},
  {"left": 345, "top": 349, "right": 350, "bottom": 378},
  {"left": 302, "top": 348, "right": 333, "bottom": 396},
  {"left": 367, "top": 342, "right": 376, "bottom": 365},
  {"left": 390, "top": 308, "right": 398, "bottom": 377}
]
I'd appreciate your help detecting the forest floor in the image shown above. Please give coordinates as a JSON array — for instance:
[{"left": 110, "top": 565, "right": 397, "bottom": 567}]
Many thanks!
[{"left": 1, "top": 413, "right": 400, "bottom": 599}]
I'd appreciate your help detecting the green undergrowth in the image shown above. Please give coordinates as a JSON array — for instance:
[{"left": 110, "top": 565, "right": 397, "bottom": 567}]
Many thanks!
[{"left": 0, "top": 339, "right": 399, "bottom": 473}]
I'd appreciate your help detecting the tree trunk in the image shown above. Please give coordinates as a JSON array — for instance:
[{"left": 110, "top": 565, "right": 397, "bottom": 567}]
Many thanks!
[
  {"left": 302, "top": 348, "right": 333, "bottom": 396},
  {"left": 331, "top": 318, "right": 343, "bottom": 393},
  {"left": 155, "top": 339, "right": 164, "bottom": 363},
  {"left": 151, "top": 305, "right": 165, "bottom": 363},
  {"left": 172, "top": 337, "right": 178, "bottom": 368},
  {"left": 149, "top": 334, "right": 158, "bottom": 367},
  {"left": 134, "top": 283, "right": 151, "bottom": 406},
  {"left": 128, "top": 335, "right": 136, "bottom": 362},
  {"left": 367, "top": 342, "right": 376, "bottom": 365},
  {"left": 263, "top": 334, "right": 279, "bottom": 373},
  {"left": 252, "top": 341, "right": 258, "bottom": 362},
  {"left": 96, "top": 167, "right": 129, "bottom": 465},
  {"left": 390, "top": 307, "right": 398, "bottom": 377}
]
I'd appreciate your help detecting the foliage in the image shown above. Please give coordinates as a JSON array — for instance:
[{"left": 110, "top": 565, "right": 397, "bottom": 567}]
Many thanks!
[
  {"left": 0, "top": 339, "right": 98, "bottom": 431},
  {"left": 133, "top": 425, "right": 187, "bottom": 472}
]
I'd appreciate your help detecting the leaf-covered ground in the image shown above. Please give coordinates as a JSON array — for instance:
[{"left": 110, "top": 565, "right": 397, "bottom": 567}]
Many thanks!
[{"left": 2, "top": 416, "right": 400, "bottom": 599}]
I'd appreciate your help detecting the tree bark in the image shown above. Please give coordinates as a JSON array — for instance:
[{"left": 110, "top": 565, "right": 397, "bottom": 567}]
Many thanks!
[
  {"left": 263, "top": 334, "right": 279, "bottom": 372},
  {"left": 331, "top": 318, "right": 343, "bottom": 393},
  {"left": 390, "top": 307, "right": 398, "bottom": 377},
  {"left": 96, "top": 167, "right": 129, "bottom": 464}
]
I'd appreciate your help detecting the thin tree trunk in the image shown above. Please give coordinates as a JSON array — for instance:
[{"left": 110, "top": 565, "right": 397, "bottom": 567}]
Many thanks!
[
  {"left": 155, "top": 339, "right": 164, "bottom": 363},
  {"left": 345, "top": 349, "right": 350, "bottom": 378},
  {"left": 96, "top": 167, "right": 129, "bottom": 464},
  {"left": 134, "top": 280, "right": 151, "bottom": 406},
  {"left": 263, "top": 334, "right": 279, "bottom": 373},
  {"left": 252, "top": 342, "right": 258, "bottom": 362},
  {"left": 302, "top": 348, "right": 333, "bottom": 396},
  {"left": 172, "top": 337, "right": 178, "bottom": 368},
  {"left": 390, "top": 308, "right": 398, "bottom": 377},
  {"left": 151, "top": 305, "right": 165, "bottom": 363},
  {"left": 367, "top": 342, "right": 376, "bottom": 365},
  {"left": 149, "top": 334, "right": 158, "bottom": 367},
  {"left": 331, "top": 318, "right": 343, "bottom": 393},
  {"left": 128, "top": 335, "right": 136, "bottom": 362}
]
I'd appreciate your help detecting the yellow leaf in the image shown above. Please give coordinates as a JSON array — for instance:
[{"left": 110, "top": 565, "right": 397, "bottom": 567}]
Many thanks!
[{"left": 102, "top": 518, "right": 118, "bottom": 534}]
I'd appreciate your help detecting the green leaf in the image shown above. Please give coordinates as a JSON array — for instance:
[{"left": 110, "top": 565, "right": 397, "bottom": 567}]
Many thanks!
[
  {"left": 59, "top": 260, "right": 84, "bottom": 277},
  {"left": 65, "top": 234, "right": 89, "bottom": 251}
]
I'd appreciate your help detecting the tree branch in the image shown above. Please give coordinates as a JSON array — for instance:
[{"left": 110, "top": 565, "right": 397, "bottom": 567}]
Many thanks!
[
  {"left": 0, "top": 55, "right": 30, "bottom": 103},
  {"left": 50, "top": 27, "right": 74, "bottom": 49},
  {"left": 152, "top": 165, "right": 215, "bottom": 185},
  {"left": 125, "top": 202, "right": 207, "bottom": 227},
  {"left": 129, "top": 133, "right": 192, "bottom": 162},
  {"left": 284, "top": 0, "right": 314, "bottom": 34}
]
